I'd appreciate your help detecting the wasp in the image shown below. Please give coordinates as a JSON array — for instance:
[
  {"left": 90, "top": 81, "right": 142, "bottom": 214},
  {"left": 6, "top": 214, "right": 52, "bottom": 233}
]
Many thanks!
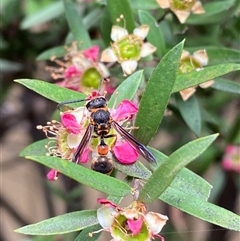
[{"left": 58, "top": 78, "right": 156, "bottom": 174}]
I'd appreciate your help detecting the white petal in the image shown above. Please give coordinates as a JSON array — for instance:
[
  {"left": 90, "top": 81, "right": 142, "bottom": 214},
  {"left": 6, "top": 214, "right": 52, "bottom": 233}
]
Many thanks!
[
  {"left": 181, "top": 50, "right": 190, "bottom": 60},
  {"left": 97, "top": 62, "right": 110, "bottom": 77},
  {"left": 67, "top": 133, "right": 82, "bottom": 148},
  {"left": 193, "top": 49, "right": 208, "bottom": 66},
  {"left": 133, "top": 25, "right": 149, "bottom": 40},
  {"left": 145, "top": 212, "right": 168, "bottom": 234},
  {"left": 140, "top": 43, "right": 156, "bottom": 58},
  {"left": 156, "top": 0, "right": 170, "bottom": 8},
  {"left": 192, "top": 1, "right": 205, "bottom": 14},
  {"left": 199, "top": 80, "right": 214, "bottom": 88},
  {"left": 100, "top": 48, "right": 118, "bottom": 63},
  {"left": 121, "top": 60, "right": 138, "bottom": 75},
  {"left": 174, "top": 10, "right": 191, "bottom": 24},
  {"left": 97, "top": 206, "right": 118, "bottom": 229},
  {"left": 180, "top": 87, "right": 196, "bottom": 101},
  {"left": 71, "top": 107, "right": 86, "bottom": 123},
  {"left": 111, "top": 26, "right": 128, "bottom": 41}
]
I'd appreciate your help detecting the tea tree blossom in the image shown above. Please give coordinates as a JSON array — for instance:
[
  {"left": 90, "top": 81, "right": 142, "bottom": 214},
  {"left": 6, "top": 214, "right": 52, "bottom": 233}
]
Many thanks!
[
  {"left": 37, "top": 98, "right": 140, "bottom": 180},
  {"left": 222, "top": 145, "right": 240, "bottom": 173},
  {"left": 95, "top": 198, "right": 168, "bottom": 241},
  {"left": 101, "top": 22, "right": 156, "bottom": 76},
  {"left": 156, "top": 0, "right": 205, "bottom": 23},
  {"left": 46, "top": 43, "right": 111, "bottom": 94},
  {"left": 178, "top": 49, "right": 214, "bottom": 101}
]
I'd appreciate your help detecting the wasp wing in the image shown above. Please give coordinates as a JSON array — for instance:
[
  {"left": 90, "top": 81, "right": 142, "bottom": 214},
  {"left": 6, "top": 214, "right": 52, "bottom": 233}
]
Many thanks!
[
  {"left": 72, "top": 124, "right": 93, "bottom": 163},
  {"left": 112, "top": 121, "right": 156, "bottom": 163}
]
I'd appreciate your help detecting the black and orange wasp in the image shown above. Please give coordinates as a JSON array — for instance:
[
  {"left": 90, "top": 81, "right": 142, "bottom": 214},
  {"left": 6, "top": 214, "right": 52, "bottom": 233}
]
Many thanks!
[{"left": 58, "top": 78, "right": 155, "bottom": 174}]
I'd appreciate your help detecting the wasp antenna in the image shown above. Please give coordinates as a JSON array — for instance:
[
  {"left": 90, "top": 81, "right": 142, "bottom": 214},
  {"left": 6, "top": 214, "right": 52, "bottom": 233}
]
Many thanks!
[{"left": 57, "top": 98, "right": 88, "bottom": 109}]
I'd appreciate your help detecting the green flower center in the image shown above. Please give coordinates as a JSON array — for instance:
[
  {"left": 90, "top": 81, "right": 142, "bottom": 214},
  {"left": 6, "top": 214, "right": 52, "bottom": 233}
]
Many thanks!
[
  {"left": 111, "top": 214, "right": 150, "bottom": 241},
  {"left": 171, "top": 0, "right": 194, "bottom": 10},
  {"left": 178, "top": 57, "right": 201, "bottom": 74},
  {"left": 113, "top": 35, "right": 142, "bottom": 62},
  {"left": 81, "top": 67, "right": 101, "bottom": 90}
]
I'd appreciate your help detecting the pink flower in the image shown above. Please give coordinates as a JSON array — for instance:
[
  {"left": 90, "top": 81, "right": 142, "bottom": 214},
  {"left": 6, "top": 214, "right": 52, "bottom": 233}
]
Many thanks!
[
  {"left": 47, "top": 169, "right": 59, "bottom": 181},
  {"left": 95, "top": 199, "right": 168, "bottom": 241},
  {"left": 83, "top": 45, "right": 99, "bottom": 62},
  {"left": 222, "top": 145, "right": 240, "bottom": 173},
  {"left": 61, "top": 112, "right": 82, "bottom": 134},
  {"left": 46, "top": 43, "right": 109, "bottom": 95},
  {"left": 112, "top": 99, "right": 138, "bottom": 121},
  {"left": 64, "top": 65, "right": 81, "bottom": 78},
  {"left": 112, "top": 140, "right": 139, "bottom": 164}
]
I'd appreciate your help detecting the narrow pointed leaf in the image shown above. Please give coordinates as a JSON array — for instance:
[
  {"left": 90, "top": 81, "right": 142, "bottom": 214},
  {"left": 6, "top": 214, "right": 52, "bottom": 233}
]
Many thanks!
[
  {"left": 25, "top": 156, "right": 131, "bottom": 196},
  {"left": 20, "top": 140, "right": 212, "bottom": 201},
  {"left": 108, "top": 70, "right": 143, "bottom": 107},
  {"left": 14, "top": 79, "right": 86, "bottom": 105},
  {"left": 175, "top": 94, "right": 202, "bottom": 136},
  {"left": 211, "top": 78, "right": 240, "bottom": 94},
  {"left": 149, "top": 147, "right": 212, "bottom": 200},
  {"left": 134, "top": 40, "right": 185, "bottom": 145},
  {"left": 160, "top": 188, "right": 240, "bottom": 231},
  {"left": 138, "top": 10, "right": 165, "bottom": 58},
  {"left": 74, "top": 224, "right": 102, "bottom": 241},
  {"left": 173, "top": 63, "right": 240, "bottom": 93},
  {"left": 15, "top": 210, "right": 98, "bottom": 235},
  {"left": 20, "top": 139, "right": 49, "bottom": 157},
  {"left": 106, "top": 0, "right": 135, "bottom": 32},
  {"left": 63, "top": 0, "right": 91, "bottom": 49},
  {"left": 20, "top": 2, "right": 64, "bottom": 29},
  {"left": 138, "top": 133, "right": 218, "bottom": 203}
]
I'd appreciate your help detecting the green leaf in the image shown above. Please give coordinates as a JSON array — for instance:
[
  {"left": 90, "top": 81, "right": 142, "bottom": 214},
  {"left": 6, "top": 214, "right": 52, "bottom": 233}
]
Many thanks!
[
  {"left": 186, "top": 0, "right": 236, "bottom": 25},
  {"left": 175, "top": 94, "right": 202, "bottom": 136},
  {"left": 74, "top": 224, "right": 102, "bottom": 241},
  {"left": 25, "top": 156, "right": 131, "bottom": 197},
  {"left": 211, "top": 78, "right": 240, "bottom": 94},
  {"left": 100, "top": 8, "right": 112, "bottom": 46},
  {"left": 108, "top": 70, "right": 143, "bottom": 107},
  {"left": 20, "top": 139, "right": 49, "bottom": 157},
  {"left": 129, "top": 0, "right": 159, "bottom": 9},
  {"left": 149, "top": 147, "right": 212, "bottom": 200},
  {"left": 14, "top": 79, "right": 86, "bottom": 106},
  {"left": 106, "top": 0, "right": 135, "bottom": 32},
  {"left": 186, "top": 47, "right": 240, "bottom": 65},
  {"left": 160, "top": 188, "right": 240, "bottom": 231},
  {"left": 15, "top": 210, "right": 98, "bottom": 235},
  {"left": 36, "top": 46, "right": 66, "bottom": 61},
  {"left": 63, "top": 0, "right": 91, "bottom": 49},
  {"left": 114, "top": 160, "right": 152, "bottom": 180},
  {"left": 134, "top": 40, "right": 185, "bottom": 145},
  {"left": 138, "top": 10, "right": 165, "bottom": 58},
  {"left": 138, "top": 133, "right": 218, "bottom": 203},
  {"left": 20, "top": 1, "right": 64, "bottom": 29},
  {"left": 173, "top": 63, "right": 240, "bottom": 93}
]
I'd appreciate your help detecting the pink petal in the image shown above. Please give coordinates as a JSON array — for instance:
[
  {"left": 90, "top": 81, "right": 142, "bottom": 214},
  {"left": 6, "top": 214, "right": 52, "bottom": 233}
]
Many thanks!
[
  {"left": 47, "top": 169, "right": 59, "bottom": 181},
  {"left": 113, "top": 100, "right": 138, "bottom": 121},
  {"left": 127, "top": 217, "right": 143, "bottom": 235},
  {"left": 77, "top": 147, "right": 90, "bottom": 163},
  {"left": 97, "top": 198, "right": 119, "bottom": 208},
  {"left": 61, "top": 113, "right": 81, "bottom": 134},
  {"left": 64, "top": 65, "right": 81, "bottom": 78},
  {"left": 83, "top": 45, "right": 100, "bottom": 62},
  {"left": 112, "top": 141, "right": 139, "bottom": 164}
]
